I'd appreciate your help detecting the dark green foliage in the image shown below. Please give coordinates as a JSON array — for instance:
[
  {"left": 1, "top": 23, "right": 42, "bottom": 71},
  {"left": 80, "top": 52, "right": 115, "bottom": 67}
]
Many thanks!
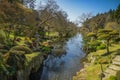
[
  {"left": 0, "top": 44, "right": 8, "bottom": 54},
  {"left": 96, "top": 44, "right": 106, "bottom": 50},
  {"left": 6, "top": 50, "right": 26, "bottom": 72},
  {"left": 98, "top": 29, "right": 113, "bottom": 40},
  {"left": 0, "top": 63, "right": 8, "bottom": 75},
  {"left": 9, "top": 50, "right": 25, "bottom": 54},
  {"left": 0, "top": 44, "right": 4, "bottom": 49},
  {"left": 87, "top": 32, "right": 96, "bottom": 37},
  {"left": 114, "top": 37, "right": 120, "bottom": 42},
  {"left": 87, "top": 41, "right": 101, "bottom": 52},
  {"left": 88, "top": 45, "right": 96, "bottom": 52},
  {"left": 0, "top": 29, "right": 6, "bottom": 44},
  {"left": 10, "top": 46, "right": 32, "bottom": 54},
  {"left": 114, "top": 4, "right": 120, "bottom": 23},
  {"left": 88, "top": 41, "right": 101, "bottom": 46},
  {"left": 108, "top": 75, "right": 117, "bottom": 80},
  {"left": 0, "top": 53, "right": 8, "bottom": 77},
  {"left": 98, "top": 29, "right": 119, "bottom": 54},
  {"left": 41, "top": 46, "right": 51, "bottom": 53},
  {"left": 98, "top": 29, "right": 112, "bottom": 33},
  {"left": 0, "top": 49, "right": 8, "bottom": 54},
  {"left": 116, "top": 49, "right": 120, "bottom": 55},
  {"left": 116, "top": 70, "right": 120, "bottom": 80}
]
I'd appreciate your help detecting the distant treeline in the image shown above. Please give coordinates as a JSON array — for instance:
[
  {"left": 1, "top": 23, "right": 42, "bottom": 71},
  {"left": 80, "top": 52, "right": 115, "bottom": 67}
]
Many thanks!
[{"left": 80, "top": 4, "right": 120, "bottom": 53}]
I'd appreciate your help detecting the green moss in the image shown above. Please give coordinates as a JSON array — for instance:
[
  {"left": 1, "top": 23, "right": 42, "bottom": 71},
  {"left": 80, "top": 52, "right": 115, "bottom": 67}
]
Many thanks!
[{"left": 25, "top": 52, "right": 41, "bottom": 64}]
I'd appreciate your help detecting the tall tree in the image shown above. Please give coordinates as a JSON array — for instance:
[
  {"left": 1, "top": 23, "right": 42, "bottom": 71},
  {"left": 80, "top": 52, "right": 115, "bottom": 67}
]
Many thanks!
[
  {"left": 114, "top": 4, "right": 120, "bottom": 24},
  {"left": 98, "top": 29, "right": 119, "bottom": 54}
]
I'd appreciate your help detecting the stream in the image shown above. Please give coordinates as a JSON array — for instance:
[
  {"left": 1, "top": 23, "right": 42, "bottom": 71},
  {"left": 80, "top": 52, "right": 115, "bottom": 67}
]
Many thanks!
[{"left": 41, "top": 34, "right": 85, "bottom": 80}]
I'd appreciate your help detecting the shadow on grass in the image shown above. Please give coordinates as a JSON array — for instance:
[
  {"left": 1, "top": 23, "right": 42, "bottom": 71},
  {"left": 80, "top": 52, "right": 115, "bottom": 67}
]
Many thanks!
[{"left": 101, "top": 49, "right": 120, "bottom": 56}]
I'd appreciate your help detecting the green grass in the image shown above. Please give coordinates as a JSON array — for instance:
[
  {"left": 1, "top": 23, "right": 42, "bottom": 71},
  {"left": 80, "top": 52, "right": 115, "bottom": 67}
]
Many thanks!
[
  {"left": 85, "top": 64, "right": 107, "bottom": 80},
  {"left": 73, "top": 43, "right": 120, "bottom": 80},
  {"left": 91, "top": 43, "right": 120, "bottom": 56}
]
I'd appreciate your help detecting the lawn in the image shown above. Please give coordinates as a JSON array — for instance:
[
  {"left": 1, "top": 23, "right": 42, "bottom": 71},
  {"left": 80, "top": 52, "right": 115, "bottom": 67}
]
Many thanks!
[{"left": 73, "top": 43, "right": 120, "bottom": 80}]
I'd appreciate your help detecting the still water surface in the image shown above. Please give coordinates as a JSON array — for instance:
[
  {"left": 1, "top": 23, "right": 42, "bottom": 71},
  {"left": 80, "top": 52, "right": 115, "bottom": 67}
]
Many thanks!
[{"left": 41, "top": 34, "right": 85, "bottom": 80}]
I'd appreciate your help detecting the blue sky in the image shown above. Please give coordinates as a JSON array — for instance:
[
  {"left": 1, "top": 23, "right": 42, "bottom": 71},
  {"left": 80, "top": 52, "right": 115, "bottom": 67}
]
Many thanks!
[{"left": 37, "top": 0, "right": 120, "bottom": 22}]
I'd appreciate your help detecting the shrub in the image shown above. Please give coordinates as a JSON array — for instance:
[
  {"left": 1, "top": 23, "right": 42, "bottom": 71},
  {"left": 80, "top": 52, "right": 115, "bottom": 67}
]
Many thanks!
[
  {"left": 116, "top": 49, "right": 120, "bottom": 55},
  {"left": 0, "top": 53, "right": 7, "bottom": 74},
  {"left": 0, "top": 49, "right": 8, "bottom": 54},
  {"left": 88, "top": 41, "right": 101, "bottom": 46},
  {"left": 116, "top": 71, "right": 120, "bottom": 80},
  {"left": 108, "top": 75, "right": 117, "bottom": 80},
  {"left": 87, "top": 32, "right": 96, "bottom": 37},
  {"left": 97, "top": 44, "right": 106, "bottom": 50},
  {"left": 97, "top": 57, "right": 109, "bottom": 64},
  {"left": 0, "top": 44, "right": 4, "bottom": 49},
  {"left": 88, "top": 46, "right": 96, "bottom": 52},
  {"left": 6, "top": 50, "right": 26, "bottom": 71},
  {"left": 0, "top": 29, "right": 6, "bottom": 44},
  {"left": 41, "top": 46, "right": 51, "bottom": 53},
  {"left": 10, "top": 46, "right": 32, "bottom": 54},
  {"left": 114, "top": 37, "right": 120, "bottom": 42},
  {"left": 87, "top": 41, "right": 101, "bottom": 52},
  {"left": 9, "top": 50, "right": 25, "bottom": 55}
]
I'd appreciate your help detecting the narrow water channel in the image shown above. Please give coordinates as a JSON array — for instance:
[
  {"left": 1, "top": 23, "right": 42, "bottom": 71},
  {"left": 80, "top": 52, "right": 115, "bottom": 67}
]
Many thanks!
[{"left": 41, "top": 34, "right": 85, "bottom": 80}]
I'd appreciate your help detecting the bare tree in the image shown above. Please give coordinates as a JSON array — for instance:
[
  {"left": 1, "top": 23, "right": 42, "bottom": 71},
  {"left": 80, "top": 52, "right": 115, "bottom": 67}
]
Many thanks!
[
  {"left": 76, "top": 13, "right": 93, "bottom": 31},
  {"left": 77, "top": 13, "right": 92, "bottom": 24}
]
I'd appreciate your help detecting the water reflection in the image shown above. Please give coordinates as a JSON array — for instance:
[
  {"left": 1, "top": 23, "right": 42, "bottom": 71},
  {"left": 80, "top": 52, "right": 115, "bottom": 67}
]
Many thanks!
[{"left": 41, "top": 34, "right": 85, "bottom": 80}]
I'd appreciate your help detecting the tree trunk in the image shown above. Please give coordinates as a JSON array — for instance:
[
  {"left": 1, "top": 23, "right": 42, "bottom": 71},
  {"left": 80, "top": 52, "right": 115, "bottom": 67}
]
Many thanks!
[{"left": 106, "top": 40, "right": 110, "bottom": 54}]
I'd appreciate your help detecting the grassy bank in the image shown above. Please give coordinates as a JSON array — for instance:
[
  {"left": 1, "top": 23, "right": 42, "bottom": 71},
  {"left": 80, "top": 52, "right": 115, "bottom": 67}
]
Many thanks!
[{"left": 73, "top": 43, "right": 120, "bottom": 80}]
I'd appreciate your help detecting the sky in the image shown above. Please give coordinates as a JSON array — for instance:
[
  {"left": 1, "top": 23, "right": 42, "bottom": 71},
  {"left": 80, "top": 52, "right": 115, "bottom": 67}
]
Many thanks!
[{"left": 36, "top": 0, "right": 120, "bottom": 22}]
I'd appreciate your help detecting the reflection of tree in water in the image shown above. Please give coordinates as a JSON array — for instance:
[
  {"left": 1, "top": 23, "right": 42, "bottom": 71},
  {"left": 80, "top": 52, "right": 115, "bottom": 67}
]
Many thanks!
[
  {"left": 44, "top": 55, "right": 65, "bottom": 72},
  {"left": 41, "top": 34, "right": 85, "bottom": 80}
]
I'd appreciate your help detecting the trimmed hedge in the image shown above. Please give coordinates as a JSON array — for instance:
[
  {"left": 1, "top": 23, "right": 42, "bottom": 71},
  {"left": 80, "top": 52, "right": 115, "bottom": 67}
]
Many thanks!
[{"left": 97, "top": 44, "right": 106, "bottom": 50}]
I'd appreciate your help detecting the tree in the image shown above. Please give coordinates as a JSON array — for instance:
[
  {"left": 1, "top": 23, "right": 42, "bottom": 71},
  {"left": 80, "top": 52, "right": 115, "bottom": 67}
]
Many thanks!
[
  {"left": 77, "top": 13, "right": 92, "bottom": 30},
  {"left": 87, "top": 32, "right": 97, "bottom": 41},
  {"left": 98, "top": 29, "right": 119, "bottom": 54},
  {"left": 114, "top": 4, "right": 120, "bottom": 24},
  {"left": 105, "top": 22, "right": 120, "bottom": 35}
]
